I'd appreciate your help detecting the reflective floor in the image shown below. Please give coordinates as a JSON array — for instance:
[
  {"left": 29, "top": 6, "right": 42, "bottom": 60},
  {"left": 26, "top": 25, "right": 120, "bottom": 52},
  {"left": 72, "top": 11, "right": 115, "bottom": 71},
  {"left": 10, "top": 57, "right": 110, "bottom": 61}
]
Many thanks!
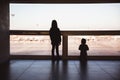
[{"left": 0, "top": 60, "right": 120, "bottom": 80}]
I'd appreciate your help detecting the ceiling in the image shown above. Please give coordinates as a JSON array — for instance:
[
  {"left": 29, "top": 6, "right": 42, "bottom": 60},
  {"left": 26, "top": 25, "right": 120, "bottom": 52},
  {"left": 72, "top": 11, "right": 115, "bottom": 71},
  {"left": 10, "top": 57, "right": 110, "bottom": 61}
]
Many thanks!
[{"left": 9, "top": 0, "right": 120, "bottom": 3}]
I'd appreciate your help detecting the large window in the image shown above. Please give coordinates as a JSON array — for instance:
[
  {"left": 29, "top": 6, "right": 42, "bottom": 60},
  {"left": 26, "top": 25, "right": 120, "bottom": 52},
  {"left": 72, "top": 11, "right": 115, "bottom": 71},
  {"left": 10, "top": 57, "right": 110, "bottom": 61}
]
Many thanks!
[
  {"left": 10, "top": 3, "right": 120, "bottom": 30},
  {"left": 10, "top": 3, "right": 120, "bottom": 56}
]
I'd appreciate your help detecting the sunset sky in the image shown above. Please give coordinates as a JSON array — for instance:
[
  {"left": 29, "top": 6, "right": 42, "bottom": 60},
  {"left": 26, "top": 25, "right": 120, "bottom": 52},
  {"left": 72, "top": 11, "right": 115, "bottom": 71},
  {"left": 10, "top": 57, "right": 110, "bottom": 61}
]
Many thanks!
[{"left": 10, "top": 3, "right": 120, "bottom": 30}]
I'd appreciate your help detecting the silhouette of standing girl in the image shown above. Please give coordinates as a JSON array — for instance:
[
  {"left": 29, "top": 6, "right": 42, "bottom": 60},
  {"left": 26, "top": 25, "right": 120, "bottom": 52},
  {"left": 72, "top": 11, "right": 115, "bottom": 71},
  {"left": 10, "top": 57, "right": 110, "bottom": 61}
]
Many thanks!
[
  {"left": 79, "top": 38, "right": 89, "bottom": 61},
  {"left": 49, "top": 20, "right": 61, "bottom": 60}
]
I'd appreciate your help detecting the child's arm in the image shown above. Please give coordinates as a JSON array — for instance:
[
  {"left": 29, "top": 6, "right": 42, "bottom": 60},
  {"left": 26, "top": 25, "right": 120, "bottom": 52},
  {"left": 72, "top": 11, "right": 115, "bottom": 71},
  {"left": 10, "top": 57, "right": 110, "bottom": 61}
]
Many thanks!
[{"left": 86, "top": 45, "right": 89, "bottom": 51}]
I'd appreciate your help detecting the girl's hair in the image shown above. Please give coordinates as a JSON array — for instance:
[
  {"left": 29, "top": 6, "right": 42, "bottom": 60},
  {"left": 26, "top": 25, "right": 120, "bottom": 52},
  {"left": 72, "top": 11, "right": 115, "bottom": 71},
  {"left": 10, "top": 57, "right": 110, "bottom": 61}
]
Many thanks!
[{"left": 51, "top": 20, "right": 58, "bottom": 28}]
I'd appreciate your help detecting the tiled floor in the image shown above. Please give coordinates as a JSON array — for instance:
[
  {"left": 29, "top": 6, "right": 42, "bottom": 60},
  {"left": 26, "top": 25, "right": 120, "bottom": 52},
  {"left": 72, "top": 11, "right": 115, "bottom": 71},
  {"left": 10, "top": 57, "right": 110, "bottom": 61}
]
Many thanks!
[{"left": 0, "top": 60, "right": 120, "bottom": 80}]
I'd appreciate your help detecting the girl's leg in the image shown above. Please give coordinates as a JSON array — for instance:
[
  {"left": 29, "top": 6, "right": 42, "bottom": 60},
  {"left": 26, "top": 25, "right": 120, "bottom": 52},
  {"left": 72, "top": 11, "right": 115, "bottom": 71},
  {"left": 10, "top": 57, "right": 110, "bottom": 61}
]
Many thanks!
[
  {"left": 56, "top": 45, "right": 60, "bottom": 58},
  {"left": 52, "top": 45, "right": 55, "bottom": 59}
]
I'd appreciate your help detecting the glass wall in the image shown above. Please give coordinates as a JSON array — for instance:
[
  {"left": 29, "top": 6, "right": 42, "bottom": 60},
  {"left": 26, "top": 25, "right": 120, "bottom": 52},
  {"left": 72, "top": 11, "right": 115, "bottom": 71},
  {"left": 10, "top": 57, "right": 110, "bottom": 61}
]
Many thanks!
[
  {"left": 10, "top": 3, "right": 120, "bottom": 30},
  {"left": 10, "top": 3, "right": 120, "bottom": 56},
  {"left": 10, "top": 35, "right": 120, "bottom": 56},
  {"left": 68, "top": 36, "right": 120, "bottom": 56},
  {"left": 10, "top": 35, "right": 62, "bottom": 55}
]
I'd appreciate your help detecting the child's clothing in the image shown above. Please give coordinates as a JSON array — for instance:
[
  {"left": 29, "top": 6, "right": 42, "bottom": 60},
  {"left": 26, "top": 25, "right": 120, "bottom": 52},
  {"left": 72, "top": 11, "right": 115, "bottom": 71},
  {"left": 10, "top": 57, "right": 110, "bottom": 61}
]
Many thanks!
[{"left": 79, "top": 39, "right": 89, "bottom": 61}]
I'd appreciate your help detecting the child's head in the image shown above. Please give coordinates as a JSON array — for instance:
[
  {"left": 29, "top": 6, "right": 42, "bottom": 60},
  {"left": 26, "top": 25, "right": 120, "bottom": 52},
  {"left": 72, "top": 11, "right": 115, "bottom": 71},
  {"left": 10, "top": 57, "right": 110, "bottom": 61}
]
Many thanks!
[{"left": 81, "top": 38, "right": 86, "bottom": 44}]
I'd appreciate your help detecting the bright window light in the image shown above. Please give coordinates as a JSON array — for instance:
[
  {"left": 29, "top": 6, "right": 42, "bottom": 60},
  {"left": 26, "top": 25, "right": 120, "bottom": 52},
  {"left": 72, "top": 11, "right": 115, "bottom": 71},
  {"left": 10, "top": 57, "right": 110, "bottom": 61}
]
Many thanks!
[{"left": 10, "top": 3, "right": 120, "bottom": 30}]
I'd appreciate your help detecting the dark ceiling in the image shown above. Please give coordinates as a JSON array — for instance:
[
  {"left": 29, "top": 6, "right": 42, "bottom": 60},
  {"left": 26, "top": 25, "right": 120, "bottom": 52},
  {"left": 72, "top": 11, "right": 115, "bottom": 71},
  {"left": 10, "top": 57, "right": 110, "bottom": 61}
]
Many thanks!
[{"left": 9, "top": 0, "right": 120, "bottom": 3}]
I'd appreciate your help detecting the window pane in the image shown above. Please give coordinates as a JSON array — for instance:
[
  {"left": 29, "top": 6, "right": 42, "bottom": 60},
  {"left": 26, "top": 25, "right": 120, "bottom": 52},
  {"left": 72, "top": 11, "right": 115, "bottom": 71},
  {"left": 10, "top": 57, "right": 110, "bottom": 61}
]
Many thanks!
[
  {"left": 68, "top": 36, "right": 120, "bottom": 56},
  {"left": 10, "top": 35, "right": 62, "bottom": 55},
  {"left": 10, "top": 3, "right": 120, "bottom": 30}
]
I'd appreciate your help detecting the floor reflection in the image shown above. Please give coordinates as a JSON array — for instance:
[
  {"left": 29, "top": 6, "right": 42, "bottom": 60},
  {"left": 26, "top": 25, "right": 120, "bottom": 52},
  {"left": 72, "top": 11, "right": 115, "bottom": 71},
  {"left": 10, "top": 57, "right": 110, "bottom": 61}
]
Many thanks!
[
  {"left": 0, "top": 60, "right": 120, "bottom": 80},
  {"left": 51, "top": 60, "right": 69, "bottom": 80},
  {"left": 80, "top": 61, "right": 88, "bottom": 80}
]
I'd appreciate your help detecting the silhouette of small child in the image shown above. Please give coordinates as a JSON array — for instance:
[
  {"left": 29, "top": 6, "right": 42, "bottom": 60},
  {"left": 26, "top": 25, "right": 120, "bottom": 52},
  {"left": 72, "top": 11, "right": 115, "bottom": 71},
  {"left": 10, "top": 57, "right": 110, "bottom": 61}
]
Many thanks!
[{"left": 79, "top": 38, "right": 89, "bottom": 61}]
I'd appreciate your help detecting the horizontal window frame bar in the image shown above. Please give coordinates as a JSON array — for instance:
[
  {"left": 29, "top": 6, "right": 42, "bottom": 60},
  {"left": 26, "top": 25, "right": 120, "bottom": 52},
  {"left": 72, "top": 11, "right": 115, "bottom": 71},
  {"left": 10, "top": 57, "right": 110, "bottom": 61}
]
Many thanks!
[{"left": 10, "top": 30, "right": 120, "bottom": 35}]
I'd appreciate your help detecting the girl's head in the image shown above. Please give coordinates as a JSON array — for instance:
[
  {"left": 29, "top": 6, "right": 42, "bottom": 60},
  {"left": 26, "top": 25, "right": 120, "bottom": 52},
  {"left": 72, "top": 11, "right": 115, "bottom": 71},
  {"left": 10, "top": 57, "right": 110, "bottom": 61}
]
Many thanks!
[
  {"left": 81, "top": 38, "right": 86, "bottom": 44},
  {"left": 51, "top": 20, "right": 58, "bottom": 28}
]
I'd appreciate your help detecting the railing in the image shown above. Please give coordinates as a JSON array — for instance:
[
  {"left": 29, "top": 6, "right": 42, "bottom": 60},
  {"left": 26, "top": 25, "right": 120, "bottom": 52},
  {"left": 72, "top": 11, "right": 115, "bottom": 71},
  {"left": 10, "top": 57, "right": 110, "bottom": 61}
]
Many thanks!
[
  {"left": 10, "top": 30, "right": 120, "bottom": 60},
  {"left": 10, "top": 30, "right": 120, "bottom": 35}
]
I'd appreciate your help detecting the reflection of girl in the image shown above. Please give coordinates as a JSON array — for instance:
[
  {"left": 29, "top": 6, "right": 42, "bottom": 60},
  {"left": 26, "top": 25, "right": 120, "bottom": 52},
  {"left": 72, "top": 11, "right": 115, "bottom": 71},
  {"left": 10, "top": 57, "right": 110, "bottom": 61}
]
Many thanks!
[
  {"left": 79, "top": 38, "right": 89, "bottom": 61},
  {"left": 49, "top": 20, "right": 61, "bottom": 60}
]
